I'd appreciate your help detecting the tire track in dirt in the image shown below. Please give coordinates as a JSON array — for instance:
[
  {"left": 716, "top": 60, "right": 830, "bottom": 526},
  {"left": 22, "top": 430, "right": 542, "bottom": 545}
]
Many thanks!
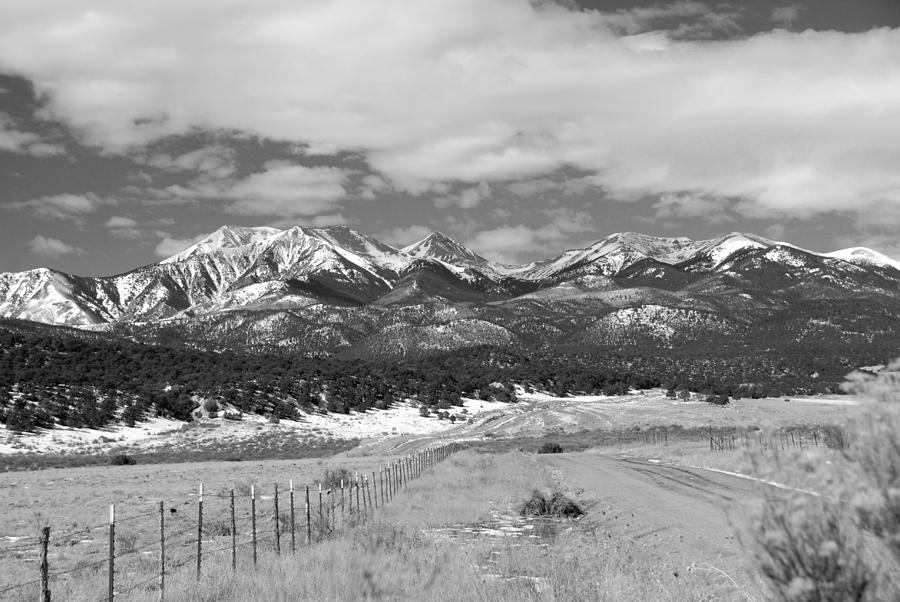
[{"left": 539, "top": 453, "right": 769, "bottom": 599}]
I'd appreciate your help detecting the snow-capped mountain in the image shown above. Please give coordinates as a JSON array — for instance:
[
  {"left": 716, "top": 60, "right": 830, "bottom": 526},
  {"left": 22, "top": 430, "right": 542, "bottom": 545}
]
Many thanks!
[
  {"left": 0, "top": 228, "right": 898, "bottom": 346},
  {"left": 402, "top": 231, "right": 488, "bottom": 265}
]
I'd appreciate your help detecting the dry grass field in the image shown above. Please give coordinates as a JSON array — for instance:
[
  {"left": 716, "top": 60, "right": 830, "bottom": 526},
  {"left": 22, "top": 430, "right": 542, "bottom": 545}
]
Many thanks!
[{"left": 2, "top": 450, "right": 747, "bottom": 601}]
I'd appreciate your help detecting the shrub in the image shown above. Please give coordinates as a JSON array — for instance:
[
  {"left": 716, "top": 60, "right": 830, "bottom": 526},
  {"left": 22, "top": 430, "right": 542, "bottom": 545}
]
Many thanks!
[
  {"left": 537, "top": 442, "right": 564, "bottom": 454},
  {"left": 520, "top": 489, "right": 583, "bottom": 518},
  {"left": 322, "top": 467, "right": 353, "bottom": 489},
  {"left": 203, "top": 399, "right": 219, "bottom": 412},
  {"left": 751, "top": 359, "right": 900, "bottom": 601},
  {"left": 109, "top": 453, "right": 137, "bottom": 466}
]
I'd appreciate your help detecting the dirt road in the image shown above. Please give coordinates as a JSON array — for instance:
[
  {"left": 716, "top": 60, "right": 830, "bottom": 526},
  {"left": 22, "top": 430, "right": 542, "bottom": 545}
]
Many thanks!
[{"left": 540, "top": 452, "right": 767, "bottom": 598}]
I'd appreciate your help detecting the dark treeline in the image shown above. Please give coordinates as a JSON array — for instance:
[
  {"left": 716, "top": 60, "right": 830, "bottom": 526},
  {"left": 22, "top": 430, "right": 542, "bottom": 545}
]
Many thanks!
[{"left": 0, "top": 318, "right": 882, "bottom": 432}]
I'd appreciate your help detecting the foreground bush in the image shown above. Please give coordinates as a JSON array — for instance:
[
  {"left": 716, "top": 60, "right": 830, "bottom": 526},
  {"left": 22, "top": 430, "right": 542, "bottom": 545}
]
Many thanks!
[
  {"left": 520, "top": 489, "right": 583, "bottom": 518},
  {"left": 752, "top": 359, "right": 900, "bottom": 601},
  {"left": 537, "top": 442, "right": 564, "bottom": 454}
]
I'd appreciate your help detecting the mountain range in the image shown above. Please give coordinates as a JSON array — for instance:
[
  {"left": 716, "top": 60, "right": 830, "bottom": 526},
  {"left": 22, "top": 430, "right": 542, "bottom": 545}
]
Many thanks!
[{"left": 1, "top": 226, "right": 899, "bottom": 357}]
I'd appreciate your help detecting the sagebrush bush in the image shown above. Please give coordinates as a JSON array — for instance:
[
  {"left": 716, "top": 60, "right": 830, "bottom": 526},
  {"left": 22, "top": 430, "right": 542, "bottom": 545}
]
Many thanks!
[
  {"left": 520, "top": 489, "right": 584, "bottom": 518},
  {"left": 109, "top": 453, "right": 137, "bottom": 466},
  {"left": 537, "top": 442, "right": 564, "bottom": 454},
  {"left": 752, "top": 359, "right": 900, "bottom": 601},
  {"left": 322, "top": 467, "right": 353, "bottom": 489}
]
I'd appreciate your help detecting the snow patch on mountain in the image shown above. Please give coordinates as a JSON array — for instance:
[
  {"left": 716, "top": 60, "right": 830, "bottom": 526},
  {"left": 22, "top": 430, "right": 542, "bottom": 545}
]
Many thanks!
[{"left": 826, "top": 247, "right": 900, "bottom": 271}]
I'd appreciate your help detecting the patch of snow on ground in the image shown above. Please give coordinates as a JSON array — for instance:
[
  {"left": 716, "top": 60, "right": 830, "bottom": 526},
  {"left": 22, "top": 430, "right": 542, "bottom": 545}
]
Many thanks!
[
  {"left": 0, "top": 398, "right": 512, "bottom": 455},
  {"left": 0, "top": 417, "right": 184, "bottom": 455}
]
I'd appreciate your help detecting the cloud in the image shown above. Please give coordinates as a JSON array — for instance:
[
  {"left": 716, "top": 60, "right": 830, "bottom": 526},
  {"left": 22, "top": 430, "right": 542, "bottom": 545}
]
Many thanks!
[
  {"left": 224, "top": 163, "right": 349, "bottom": 217},
  {"left": 0, "top": 1, "right": 899, "bottom": 227},
  {"left": 0, "top": 113, "right": 64, "bottom": 157},
  {"left": 435, "top": 183, "right": 492, "bottom": 210},
  {"left": 7, "top": 193, "right": 102, "bottom": 223},
  {"left": 771, "top": 5, "right": 802, "bottom": 29},
  {"left": 600, "top": 1, "right": 741, "bottom": 39},
  {"left": 465, "top": 207, "right": 595, "bottom": 262},
  {"left": 154, "top": 234, "right": 205, "bottom": 258},
  {"left": 104, "top": 215, "right": 142, "bottom": 238},
  {"left": 378, "top": 225, "right": 434, "bottom": 248},
  {"left": 28, "top": 235, "right": 84, "bottom": 257},
  {"left": 140, "top": 144, "right": 237, "bottom": 179},
  {"left": 652, "top": 193, "right": 734, "bottom": 223}
]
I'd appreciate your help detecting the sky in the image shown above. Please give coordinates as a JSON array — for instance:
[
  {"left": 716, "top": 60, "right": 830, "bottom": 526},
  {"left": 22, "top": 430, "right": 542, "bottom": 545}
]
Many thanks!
[{"left": 1, "top": 0, "right": 899, "bottom": 275}]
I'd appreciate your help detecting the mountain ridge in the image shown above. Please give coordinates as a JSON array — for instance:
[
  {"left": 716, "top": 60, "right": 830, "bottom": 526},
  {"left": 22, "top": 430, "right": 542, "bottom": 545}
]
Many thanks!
[{"left": 1, "top": 227, "right": 898, "bottom": 360}]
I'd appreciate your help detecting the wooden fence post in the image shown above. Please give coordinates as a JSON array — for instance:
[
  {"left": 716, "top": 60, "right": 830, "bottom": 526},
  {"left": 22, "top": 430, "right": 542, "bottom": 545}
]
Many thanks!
[
  {"left": 348, "top": 479, "right": 353, "bottom": 522},
  {"left": 340, "top": 479, "right": 345, "bottom": 530},
  {"left": 379, "top": 469, "right": 385, "bottom": 506},
  {"left": 108, "top": 504, "right": 115, "bottom": 602},
  {"left": 274, "top": 483, "right": 281, "bottom": 555},
  {"left": 251, "top": 485, "right": 257, "bottom": 567},
  {"left": 289, "top": 480, "right": 296, "bottom": 553},
  {"left": 40, "top": 526, "right": 50, "bottom": 602},
  {"left": 305, "top": 485, "right": 311, "bottom": 545},
  {"left": 317, "top": 483, "right": 323, "bottom": 541},
  {"left": 372, "top": 472, "right": 378, "bottom": 509},
  {"left": 196, "top": 483, "right": 203, "bottom": 580},
  {"left": 158, "top": 501, "right": 165, "bottom": 602},
  {"left": 230, "top": 490, "right": 236, "bottom": 571}
]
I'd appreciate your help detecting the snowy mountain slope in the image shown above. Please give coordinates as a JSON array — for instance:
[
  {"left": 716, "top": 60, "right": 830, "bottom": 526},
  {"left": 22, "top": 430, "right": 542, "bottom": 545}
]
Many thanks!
[
  {"left": 402, "top": 232, "right": 488, "bottom": 265},
  {"left": 0, "top": 227, "right": 897, "bottom": 334}
]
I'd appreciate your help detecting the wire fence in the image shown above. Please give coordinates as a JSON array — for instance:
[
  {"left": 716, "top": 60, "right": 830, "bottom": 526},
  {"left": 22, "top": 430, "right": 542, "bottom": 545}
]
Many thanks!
[{"left": 0, "top": 441, "right": 465, "bottom": 601}]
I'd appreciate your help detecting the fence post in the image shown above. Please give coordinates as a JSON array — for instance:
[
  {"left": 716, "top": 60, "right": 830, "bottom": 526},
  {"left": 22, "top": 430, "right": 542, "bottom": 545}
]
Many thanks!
[
  {"left": 230, "top": 490, "right": 236, "bottom": 571},
  {"left": 340, "top": 479, "right": 345, "bottom": 530},
  {"left": 356, "top": 474, "right": 362, "bottom": 518},
  {"left": 196, "top": 483, "right": 203, "bottom": 580},
  {"left": 158, "top": 501, "right": 165, "bottom": 602},
  {"left": 251, "top": 484, "right": 257, "bottom": 567},
  {"left": 289, "top": 480, "right": 296, "bottom": 553},
  {"left": 361, "top": 476, "right": 368, "bottom": 521},
  {"left": 40, "top": 526, "right": 50, "bottom": 602},
  {"left": 379, "top": 469, "right": 385, "bottom": 506},
  {"left": 372, "top": 472, "right": 378, "bottom": 509},
  {"left": 108, "top": 504, "right": 115, "bottom": 602},
  {"left": 317, "top": 483, "right": 323, "bottom": 541},
  {"left": 348, "top": 479, "right": 353, "bottom": 523},
  {"left": 274, "top": 483, "right": 281, "bottom": 555},
  {"left": 305, "top": 485, "right": 311, "bottom": 545}
]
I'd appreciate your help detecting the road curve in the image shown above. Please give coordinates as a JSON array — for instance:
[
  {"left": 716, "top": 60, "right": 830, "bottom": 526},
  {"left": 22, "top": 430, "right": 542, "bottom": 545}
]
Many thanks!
[{"left": 539, "top": 453, "right": 767, "bottom": 597}]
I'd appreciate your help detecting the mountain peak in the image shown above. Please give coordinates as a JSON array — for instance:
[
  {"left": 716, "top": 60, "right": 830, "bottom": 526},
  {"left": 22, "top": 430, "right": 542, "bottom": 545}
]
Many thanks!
[
  {"left": 160, "top": 225, "right": 282, "bottom": 264},
  {"left": 402, "top": 232, "right": 487, "bottom": 264},
  {"left": 826, "top": 247, "right": 900, "bottom": 271}
]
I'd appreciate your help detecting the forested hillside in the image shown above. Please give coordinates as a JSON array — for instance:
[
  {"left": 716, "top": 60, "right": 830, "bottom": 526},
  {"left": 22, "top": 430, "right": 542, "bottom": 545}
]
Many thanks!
[{"left": 0, "top": 317, "right": 882, "bottom": 432}]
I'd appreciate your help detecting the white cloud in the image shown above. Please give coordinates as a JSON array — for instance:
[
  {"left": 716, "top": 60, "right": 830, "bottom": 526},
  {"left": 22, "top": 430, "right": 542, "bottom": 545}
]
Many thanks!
[
  {"left": 0, "top": 113, "right": 64, "bottom": 157},
  {"left": 8, "top": 193, "right": 102, "bottom": 223},
  {"left": 154, "top": 161, "right": 351, "bottom": 217},
  {"left": 435, "top": 183, "right": 492, "bottom": 210},
  {"left": 154, "top": 234, "right": 205, "bottom": 258},
  {"left": 466, "top": 208, "right": 595, "bottom": 262},
  {"left": 28, "top": 235, "right": 84, "bottom": 257},
  {"left": 224, "top": 163, "right": 349, "bottom": 216},
  {"left": 771, "top": 6, "right": 801, "bottom": 29},
  {"left": 0, "top": 1, "right": 899, "bottom": 225},
  {"left": 379, "top": 225, "right": 434, "bottom": 248},
  {"left": 653, "top": 193, "right": 734, "bottom": 223},
  {"left": 104, "top": 215, "right": 142, "bottom": 238},
  {"left": 600, "top": 1, "right": 741, "bottom": 39}
]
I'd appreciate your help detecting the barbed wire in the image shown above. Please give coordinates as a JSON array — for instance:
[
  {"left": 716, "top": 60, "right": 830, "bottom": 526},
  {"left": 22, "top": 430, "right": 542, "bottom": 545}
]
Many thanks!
[{"left": 0, "top": 443, "right": 462, "bottom": 598}]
